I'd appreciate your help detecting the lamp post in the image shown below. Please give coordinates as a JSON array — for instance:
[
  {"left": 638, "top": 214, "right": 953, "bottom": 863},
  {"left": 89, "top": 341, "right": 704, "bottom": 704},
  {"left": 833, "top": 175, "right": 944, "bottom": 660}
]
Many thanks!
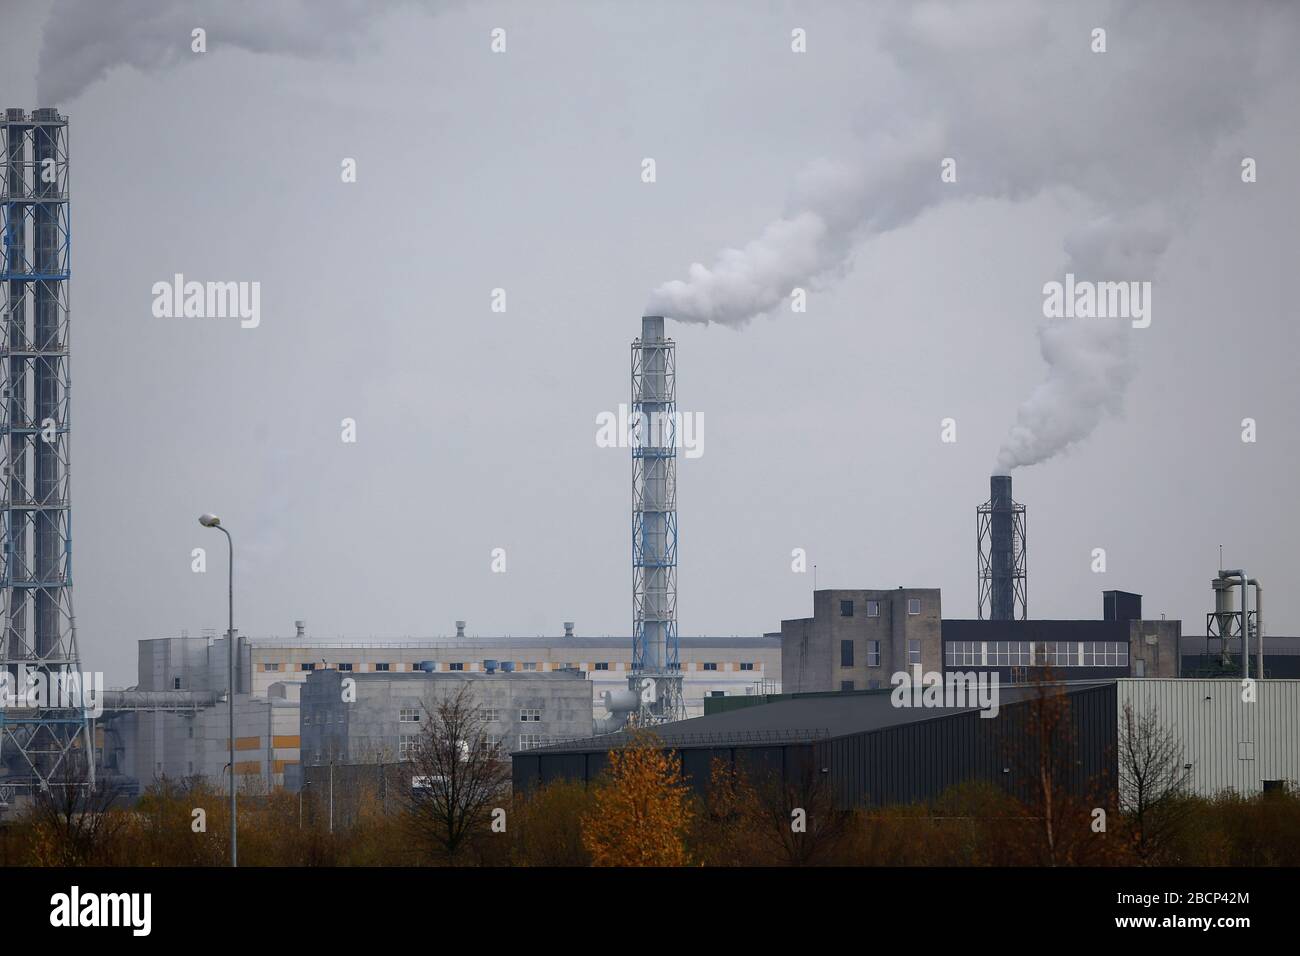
[{"left": 199, "top": 512, "right": 237, "bottom": 867}]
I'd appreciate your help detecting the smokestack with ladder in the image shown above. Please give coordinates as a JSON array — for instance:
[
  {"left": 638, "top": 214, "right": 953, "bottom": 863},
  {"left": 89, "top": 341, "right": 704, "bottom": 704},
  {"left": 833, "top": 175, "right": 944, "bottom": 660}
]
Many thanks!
[
  {"left": 978, "top": 474, "right": 1027, "bottom": 620},
  {"left": 630, "top": 315, "right": 684, "bottom": 724}
]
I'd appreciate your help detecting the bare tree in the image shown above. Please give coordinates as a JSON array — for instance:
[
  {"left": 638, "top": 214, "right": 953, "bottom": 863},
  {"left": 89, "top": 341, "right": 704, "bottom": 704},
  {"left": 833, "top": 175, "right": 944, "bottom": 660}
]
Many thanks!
[
  {"left": 742, "top": 749, "right": 850, "bottom": 866},
  {"left": 1004, "top": 674, "right": 1121, "bottom": 865},
  {"left": 1118, "top": 701, "right": 1192, "bottom": 862},
  {"left": 402, "top": 683, "right": 511, "bottom": 864},
  {"left": 24, "top": 757, "right": 127, "bottom": 866}
]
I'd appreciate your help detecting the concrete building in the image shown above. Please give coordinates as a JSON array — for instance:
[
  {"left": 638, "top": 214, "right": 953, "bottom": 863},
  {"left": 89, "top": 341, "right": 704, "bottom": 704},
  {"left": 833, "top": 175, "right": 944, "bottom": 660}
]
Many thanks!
[
  {"left": 97, "top": 633, "right": 303, "bottom": 791},
  {"left": 299, "top": 669, "right": 594, "bottom": 767},
  {"left": 781, "top": 588, "right": 1181, "bottom": 697},
  {"left": 107, "top": 692, "right": 300, "bottom": 793},
  {"left": 97, "top": 626, "right": 779, "bottom": 795},
  {"left": 781, "top": 589, "right": 943, "bottom": 694},
  {"left": 241, "top": 625, "right": 780, "bottom": 718}
]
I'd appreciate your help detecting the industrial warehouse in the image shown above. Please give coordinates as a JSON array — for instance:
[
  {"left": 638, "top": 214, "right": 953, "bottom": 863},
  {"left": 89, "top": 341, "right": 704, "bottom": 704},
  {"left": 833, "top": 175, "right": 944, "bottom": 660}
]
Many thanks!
[{"left": 515, "top": 680, "right": 1300, "bottom": 807}]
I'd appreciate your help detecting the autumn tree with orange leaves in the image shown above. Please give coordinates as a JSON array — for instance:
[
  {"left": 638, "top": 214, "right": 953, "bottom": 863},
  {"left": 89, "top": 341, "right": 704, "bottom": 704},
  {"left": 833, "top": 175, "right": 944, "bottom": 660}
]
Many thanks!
[{"left": 581, "top": 734, "right": 693, "bottom": 866}]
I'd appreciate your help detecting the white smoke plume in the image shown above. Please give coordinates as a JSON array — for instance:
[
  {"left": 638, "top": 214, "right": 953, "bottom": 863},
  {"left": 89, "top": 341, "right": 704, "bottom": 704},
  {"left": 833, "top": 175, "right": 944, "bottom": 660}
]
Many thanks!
[
  {"left": 35, "top": 0, "right": 442, "bottom": 105},
  {"left": 647, "top": 0, "right": 1297, "bottom": 469},
  {"left": 995, "top": 211, "right": 1171, "bottom": 471},
  {"left": 646, "top": 128, "right": 945, "bottom": 326}
]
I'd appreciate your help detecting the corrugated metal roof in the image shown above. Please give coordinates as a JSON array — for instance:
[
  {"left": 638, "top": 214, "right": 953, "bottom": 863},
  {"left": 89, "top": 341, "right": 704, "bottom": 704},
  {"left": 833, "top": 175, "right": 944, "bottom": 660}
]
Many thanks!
[{"left": 538, "top": 680, "right": 1116, "bottom": 753}]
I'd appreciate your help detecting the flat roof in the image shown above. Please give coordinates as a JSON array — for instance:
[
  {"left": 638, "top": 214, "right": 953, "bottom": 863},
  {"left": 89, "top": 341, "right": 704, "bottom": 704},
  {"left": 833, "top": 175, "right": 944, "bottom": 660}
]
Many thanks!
[{"left": 241, "top": 635, "right": 779, "bottom": 650}]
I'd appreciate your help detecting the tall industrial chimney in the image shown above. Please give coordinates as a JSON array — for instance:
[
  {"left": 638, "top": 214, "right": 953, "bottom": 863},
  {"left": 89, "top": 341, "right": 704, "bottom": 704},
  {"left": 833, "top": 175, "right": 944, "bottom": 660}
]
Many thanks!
[
  {"left": 978, "top": 474, "right": 1026, "bottom": 620},
  {"left": 0, "top": 108, "right": 94, "bottom": 796},
  {"left": 630, "top": 315, "right": 684, "bottom": 724}
]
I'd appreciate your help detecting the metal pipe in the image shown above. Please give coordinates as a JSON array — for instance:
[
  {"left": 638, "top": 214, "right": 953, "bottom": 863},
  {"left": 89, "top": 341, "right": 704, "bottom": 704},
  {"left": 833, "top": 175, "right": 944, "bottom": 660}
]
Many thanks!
[
  {"left": 1254, "top": 581, "right": 1263, "bottom": 678},
  {"left": 1219, "top": 570, "right": 1252, "bottom": 679}
]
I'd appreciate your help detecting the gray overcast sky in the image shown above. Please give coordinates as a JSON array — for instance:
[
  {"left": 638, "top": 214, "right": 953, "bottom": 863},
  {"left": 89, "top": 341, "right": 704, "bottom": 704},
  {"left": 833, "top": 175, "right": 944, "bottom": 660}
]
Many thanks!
[{"left": 2, "top": 0, "right": 1297, "bottom": 686}]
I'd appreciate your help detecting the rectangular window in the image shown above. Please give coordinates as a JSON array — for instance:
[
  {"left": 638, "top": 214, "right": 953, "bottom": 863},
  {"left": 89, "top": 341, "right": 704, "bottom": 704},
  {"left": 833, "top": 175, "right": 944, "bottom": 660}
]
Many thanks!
[
  {"left": 840, "top": 599, "right": 854, "bottom": 617},
  {"left": 337, "top": 663, "right": 353, "bottom": 671},
  {"left": 518, "top": 734, "right": 548, "bottom": 751},
  {"left": 710, "top": 690, "right": 725, "bottom": 698},
  {"left": 519, "top": 708, "right": 542, "bottom": 723},
  {"left": 375, "top": 663, "right": 390, "bottom": 672},
  {"left": 398, "top": 707, "right": 420, "bottom": 723},
  {"left": 866, "top": 600, "right": 880, "bottom": 617},
  {"left": 840, "top": 680, "right": 855, "bottom": 692},
  {"left": 300, "top": 663, "right": 316, "bottom": 672},
  {"left": 522, "top": 662, "right": 537, "bottom": 671},
  {"left": 866, "top": 641, "right": 880, "bottom": 667},
  {"left": 740, "top": 662, "right": 754, "bottom": 671},
  {"left": 398, "top": 737, "right": 416, "bottom": 760},
  {"left": 594, "top": 662, "right": 609, "bottom": 671},
  {"left": 449, "top": 662, "right": 464, "bottom": 671},
  {"left": 840, "top": 640, "right": 854, "bottom": 667},
  {"left": 908, "top": 639, "right": 921, "bottom": 665},
  {"left": 907, "top": 598, "right": 921, "bottom": 615},
  {"left": 262, "top": 662, "right": 281, "bottom": 672},
  {"left": 173, "top": 677, "right": 182, "bottom": 689},
  {"left": 481, "top": 707, "right": 500, "bottom": 722},
  {"left": 702, "top": 662, "right": 718, "bottom": 671}
]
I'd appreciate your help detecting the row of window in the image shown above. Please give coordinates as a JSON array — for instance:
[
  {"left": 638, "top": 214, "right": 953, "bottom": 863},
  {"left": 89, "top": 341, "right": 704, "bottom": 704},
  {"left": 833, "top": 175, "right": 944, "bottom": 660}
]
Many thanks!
[
  {"left": 399, "top": 706, "right": 544, "bottom": 724},
  {"left": 943, "top": 641, "right": 1130, "bottom": 668},
  {"left": 317, "top": 707, "right": 546, "bottom": 728},
  {"left": 268, "top": 660, "right": 758, "bottom": 674},
  {"left": 840, "top": 598, "right": 924, "bottom": 618},
  {"left": 333, "top": 730, "right": 534, "bottom": 763},
  {"left": 839, "top": 639, "right": 923, "bottom": 668}
]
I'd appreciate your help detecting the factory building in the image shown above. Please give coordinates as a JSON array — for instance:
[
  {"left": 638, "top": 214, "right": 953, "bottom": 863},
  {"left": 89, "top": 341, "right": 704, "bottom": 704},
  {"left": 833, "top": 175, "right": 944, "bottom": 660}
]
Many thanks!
[
  {"left": 1181, "top": 635, "right": 1300, "bottom": 678},
  {"left": 942, "top": 590, "right": 1182, "bottom": 681},
  {"left": 517, "top": 681, "right": 1115, "bottom": 806},
  {"left": 239, "top": 624, "right": 779, "bottom": 717},
  {"left": 107, "top": 693, "right": 300, "bottom": 793},
  {"left": 98, "top": 633, "right": 300, "bottom": 792},
  {"left": 782, "top": 588, "right": 942, "bottom": 694},
  {"left": 515, "top": 679, "right": 1300, "bottom": 806},
  {"left": 299, "top": 668, "right": 594, "bottom": 767},
  {"left": 95, "top": 626, "right": 778, "bottom": 795},
  {"left": 782, "top": 587, "right": 1177, "bottom": 696}
]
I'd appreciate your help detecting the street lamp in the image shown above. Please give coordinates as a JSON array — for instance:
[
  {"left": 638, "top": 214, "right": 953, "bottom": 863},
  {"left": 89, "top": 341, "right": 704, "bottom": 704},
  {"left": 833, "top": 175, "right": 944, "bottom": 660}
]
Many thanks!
[{"left": 199, "top": 512, "right": 237, "bottom": 867}]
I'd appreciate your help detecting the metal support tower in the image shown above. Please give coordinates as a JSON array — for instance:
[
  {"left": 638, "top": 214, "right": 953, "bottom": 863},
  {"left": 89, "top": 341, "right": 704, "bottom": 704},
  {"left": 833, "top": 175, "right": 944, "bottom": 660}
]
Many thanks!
[
  {"left": 0, "top": 107, "right": 93, "bottom": 799},
  {"left": 977, "top": 474, "right": 1027, "bottom": 620},
  {"left": 630, "top": 315, "right": 684, "bottom": 725}
]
